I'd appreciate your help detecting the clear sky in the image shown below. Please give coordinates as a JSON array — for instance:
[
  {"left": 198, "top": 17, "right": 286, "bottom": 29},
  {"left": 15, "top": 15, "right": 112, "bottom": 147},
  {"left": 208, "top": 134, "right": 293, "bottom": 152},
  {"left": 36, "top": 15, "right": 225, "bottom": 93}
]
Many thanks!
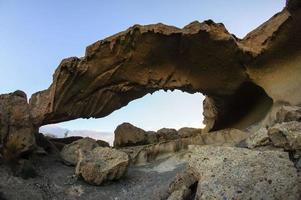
[{"left": 0, "top": 1, "right": 284, "bottom": 132}]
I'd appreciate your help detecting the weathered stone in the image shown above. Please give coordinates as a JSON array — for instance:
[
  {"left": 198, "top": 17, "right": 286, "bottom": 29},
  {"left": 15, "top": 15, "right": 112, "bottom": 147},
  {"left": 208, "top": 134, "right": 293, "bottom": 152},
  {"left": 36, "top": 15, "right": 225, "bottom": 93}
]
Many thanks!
[
  {"left": 114, "top": 123, "right": 149, "bottom": 147},
  {"left": 60, "top": 137, "right": 99, "bottom": 165},
  {"left": 202, "top": 128, "right": 247, "bottom": 145},
  {"left": 122, "top": 128, "right": 247, "bottom": 165},
  {"left": 168, "top": 169, "right": 198, "bottom": 194},
  {"left": 268, "top": 121, "right": 301, "bottom": 151},
  {"left": 245, "top": 127, "right": 270, "bottom": 148},
  {"left": 276, "top": 105, "right": 301, "bottom": 123},
  {"left": 75, "top": 147, "right": 129, "bottom": 185},
  {"left": 0, "top": 91, "right": 36, "bottom": 160},
  {"left": 157, "top": 128, "right": 179, "bottom": 142},
  {"left": 96, "top": 140, "right": 110, "bottom": 147},
  {"left": 145, "top": 131, "right": 158, "bottom": 144},
  {"left": 167, "top": 187, "right": 191, "bottom": 200},
  {"left": 178, "top": 127, "right": 201, "bottom": 138},
  {"left": 187, "top": 146, "right": 300, "bottom": 200}
]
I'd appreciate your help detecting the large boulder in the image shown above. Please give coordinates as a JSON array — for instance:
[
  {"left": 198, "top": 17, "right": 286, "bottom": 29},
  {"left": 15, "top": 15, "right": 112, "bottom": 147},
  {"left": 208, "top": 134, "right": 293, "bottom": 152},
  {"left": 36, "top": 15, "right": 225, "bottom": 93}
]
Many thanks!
[
  {"left": 187, "top": 146, "right": 300, "bottom": 200},
  {"left": 60, "top": 137, "right": 99, "bottom": 165},
  {"left": 157, "top": 128, "right": 179, "bottom": 142},
  {"left": 0, "top": 91, "right": 36, "bottom": 160},
  {"left": 114, "top": 123, "right": 149, "bottom": 147},
  {"left": 178, "top": 127, "right": 201, "bottom": 138},
  {"left": 75, "top": 147, "right": 129, "bottom": 185}
]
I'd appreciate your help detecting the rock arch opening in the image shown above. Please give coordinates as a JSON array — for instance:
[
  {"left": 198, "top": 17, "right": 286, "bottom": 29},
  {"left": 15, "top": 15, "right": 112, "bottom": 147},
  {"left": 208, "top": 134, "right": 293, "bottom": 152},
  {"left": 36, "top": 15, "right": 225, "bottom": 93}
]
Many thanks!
[{"left": 40, "top": 89, "right": 205, "bottom": 145}]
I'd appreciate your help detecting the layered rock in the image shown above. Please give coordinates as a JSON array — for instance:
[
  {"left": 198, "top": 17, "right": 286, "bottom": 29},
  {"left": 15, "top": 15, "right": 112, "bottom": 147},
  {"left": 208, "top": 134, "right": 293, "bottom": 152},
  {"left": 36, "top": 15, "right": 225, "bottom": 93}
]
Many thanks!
[
  {"left": 122, "top": 128, "right": 247, "bottom": 165},
  {"left": 0, "top": 91, "right": 36, "bottom": 160},
  {"left": 75, "top": 147, "right": 129, "bottom": 185},
  {"left": 187, "top": 146, "right": 300, "bottom": 200},
  {"left": 29, "top": 20, "right": 250, "bottom": 130}
]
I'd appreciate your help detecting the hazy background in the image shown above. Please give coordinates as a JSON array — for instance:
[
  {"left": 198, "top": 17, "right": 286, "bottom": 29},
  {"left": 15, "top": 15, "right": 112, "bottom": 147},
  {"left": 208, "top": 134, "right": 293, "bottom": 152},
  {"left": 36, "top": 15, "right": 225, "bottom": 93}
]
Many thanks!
[{"left": 0, "top": 1, "right": 284, "bottom": 143}]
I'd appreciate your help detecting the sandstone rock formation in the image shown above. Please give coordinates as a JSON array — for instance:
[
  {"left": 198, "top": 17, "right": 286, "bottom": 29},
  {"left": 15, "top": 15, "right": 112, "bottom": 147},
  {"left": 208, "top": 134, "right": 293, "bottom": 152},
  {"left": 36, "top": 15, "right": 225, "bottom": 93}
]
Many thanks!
[
  {"left": 60, "top": 137, "right": 99, "bottom": 165},
  {"left": 167, "top": 169, "right": 198, "bottom": 200},
  {"left": 75, "top": 147, "right": 129, "bottom": 185},
  {"left": 178, "top": 127, "right": 201, "bottom": 138},
  {"left": 114, "top": 123, "right": 201, "bottom": 148},
  {"left": 114, "top": 122, "right": 151, "bottom": 147},
  {"left": 157, "top": 128, "right": 180, "bottom": 142},
  {"left": 245, "top": 127, "right": 270, "bottom": 148},
  {"left": 187, "top": 146, "right": 300, "bottom": 200},
  {"left": 0, "top": 91, "right": 36, "bottom": 161},
  {"left": 122, "top": 128, "right": 247, "bottom": 165},
  {"left": 268, "top": 121, "right": 301, "bottom": 151}
]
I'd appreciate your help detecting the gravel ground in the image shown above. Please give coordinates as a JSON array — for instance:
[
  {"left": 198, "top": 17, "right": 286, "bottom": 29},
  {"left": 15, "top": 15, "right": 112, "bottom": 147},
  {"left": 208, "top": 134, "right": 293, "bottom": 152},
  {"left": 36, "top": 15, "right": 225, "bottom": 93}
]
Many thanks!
[{"left": 0, "top": 154, "right": 187, "bottom": 200}]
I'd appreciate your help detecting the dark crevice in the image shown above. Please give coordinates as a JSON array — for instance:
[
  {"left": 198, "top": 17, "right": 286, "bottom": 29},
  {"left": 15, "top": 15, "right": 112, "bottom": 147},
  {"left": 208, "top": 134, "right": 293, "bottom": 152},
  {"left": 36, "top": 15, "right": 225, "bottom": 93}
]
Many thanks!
[{"left": 212, "top": 81, "right": 273, "bottom": 130}]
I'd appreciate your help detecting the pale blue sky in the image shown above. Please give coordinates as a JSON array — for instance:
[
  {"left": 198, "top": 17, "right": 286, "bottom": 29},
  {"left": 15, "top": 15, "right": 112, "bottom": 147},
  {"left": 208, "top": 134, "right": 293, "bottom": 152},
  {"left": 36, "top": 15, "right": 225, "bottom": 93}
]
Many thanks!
[{"left": 0, "top": 1, "right": 284, "bottom": 132}]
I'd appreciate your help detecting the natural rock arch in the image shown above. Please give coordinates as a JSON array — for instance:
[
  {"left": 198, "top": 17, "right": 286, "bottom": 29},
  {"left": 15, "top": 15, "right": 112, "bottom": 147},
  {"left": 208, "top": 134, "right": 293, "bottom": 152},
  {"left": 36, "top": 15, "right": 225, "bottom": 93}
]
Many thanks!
[{"left": 26, "top": 0, "right": 301, "bottom": 132}]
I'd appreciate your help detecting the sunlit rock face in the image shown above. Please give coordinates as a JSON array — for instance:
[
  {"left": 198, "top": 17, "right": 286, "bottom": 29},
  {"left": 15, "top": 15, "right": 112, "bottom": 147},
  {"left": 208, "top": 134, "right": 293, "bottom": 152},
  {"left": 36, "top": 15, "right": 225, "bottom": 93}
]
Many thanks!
[
  {"left": 26, "top": 0, "right": 301, "bottom": 133},
  {"left": 0, "top": 91, "right": 36, "bottom": 160}
]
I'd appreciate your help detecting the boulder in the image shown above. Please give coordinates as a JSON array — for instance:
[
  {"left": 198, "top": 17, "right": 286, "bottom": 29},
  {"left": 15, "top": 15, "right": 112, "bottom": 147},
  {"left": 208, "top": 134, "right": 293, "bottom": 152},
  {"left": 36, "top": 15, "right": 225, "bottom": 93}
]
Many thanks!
[
  {"left": 114, "top": 123, "right": 148, "bottom": 147},
  {"left": 245, "top": 127, "right": 270, "bottom": 148},
  {"left": 0, "top": 91, "right": 36, "bottom": 160},
  {"left": 268, "top": 121, "right": 301, "bottom": 151},
  {"left": 145, "top": 131, "right": 158, "bottom": 144},
  {"left": 157, "top": 128, "right": 179, "bottom": 142},
  {"left": 96, "top": 140, "right": 110, "bottom": 147},
  {"left": 178, "top": 127, "right": 201, "bottom": 138},
  {"left": 188, "top": 146, "right": 300, "bottom": 200},
  {"left": 75, "top": 147, "right": 129, "bottom": 185},
  {"left": 60, "top": 137, "right": 99, "bottom": 165}
]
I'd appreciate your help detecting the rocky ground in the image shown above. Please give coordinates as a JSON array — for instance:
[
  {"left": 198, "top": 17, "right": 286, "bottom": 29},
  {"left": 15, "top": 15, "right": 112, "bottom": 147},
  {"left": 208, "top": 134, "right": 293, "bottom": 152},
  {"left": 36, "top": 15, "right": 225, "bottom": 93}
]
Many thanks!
[
  {"left": 1, "top": 1, "right": 301, "bottom": 199},
  {"left": 0, "top": 153, "right": 187, "bottom": 200}
]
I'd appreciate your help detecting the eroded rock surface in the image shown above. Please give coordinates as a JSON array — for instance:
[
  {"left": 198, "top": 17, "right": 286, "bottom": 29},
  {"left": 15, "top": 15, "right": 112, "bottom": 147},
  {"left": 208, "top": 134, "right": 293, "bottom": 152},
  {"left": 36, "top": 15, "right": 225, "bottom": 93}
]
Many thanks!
[
  {"left": 75, "top": 147, "right": 129, "bottom": 185},
  {"left": 188, "top": 146, "right": 300, "bottom": 200},
  {"left": 122, "top": 128, "right": 247, "bottom": 165},
  {"left": 114, "top": 123, "right": 151, "bottom": 147},
  {"left": 268, "top": 121, "right": 301, "bottom": 151},
  {"left": 61, "top": 137, "right": 99, "bottom": 165},
  {"left": 0, "top": 91, "right": 36, "bottom": 160}
]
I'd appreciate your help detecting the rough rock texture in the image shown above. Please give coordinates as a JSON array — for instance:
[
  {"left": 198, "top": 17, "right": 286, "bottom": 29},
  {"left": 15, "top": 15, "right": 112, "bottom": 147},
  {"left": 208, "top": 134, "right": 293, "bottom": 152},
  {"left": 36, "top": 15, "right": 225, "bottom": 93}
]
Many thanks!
[
  {"left": 60, "top": 137, "right": 99, "bottom": 165},
  {"left": 23, "top": 1, "right": 300, "bottom": 134},
  {"left": 157, "top": 128, "right": 179, "bottom": 142},
  {"left": 187, "top": 146, "right": 300, "bottom": 200},
  {"left": 178, "top": 127, "right": 201, "bottom": 138},
  {"left": 245, "top": 127, "right": 270, "bottom": 148},
  {"left": 268, "top": 121, "right": 301, "bottom": 151},
  {"left": 114, "top": 123, "right": 150, "bottom": 147},
  {"left": 0, "top": 91, "right": 36, "bottom": 160},
  {"left": 275, "top": 105, "right": 301, "bottom": 123},
  {"left": 167, "top": 168, "right": 198, "bottom": 200},
  {"left": 96, "top": 139, "right": 110, "bottom": 147},
  {"left": 75, "top": 147, "right": 129, "bottom": 185},
  {"left": 122, "top": 128, "right": 247, "bottom": 165}
]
